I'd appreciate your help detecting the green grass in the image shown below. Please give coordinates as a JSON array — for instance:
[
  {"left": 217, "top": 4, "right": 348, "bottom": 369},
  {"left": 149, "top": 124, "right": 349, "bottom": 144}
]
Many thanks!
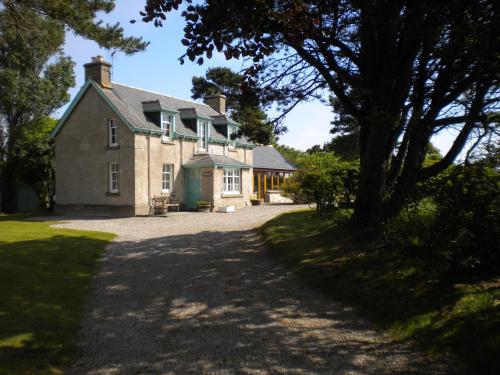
[
  {"left": 0, "top": 214, "right": 115, "bottom": 374},
  {"left": 261, "top": 209, "right": 500, "bottom": 375}
]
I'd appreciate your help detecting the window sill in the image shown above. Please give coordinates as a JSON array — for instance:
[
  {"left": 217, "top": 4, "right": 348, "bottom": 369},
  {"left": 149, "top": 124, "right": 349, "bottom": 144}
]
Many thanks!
[
  {"left": 106, "top": 191, "right": 120, "bottom": 196},
  {"left": 106, "top": 145, "right": 120, "bottom": 150},
  {"left": 161, "top": 137, "right": 174, "bottom": 144},
  {"left": 221, "top": 193, "right": 243, "bottom": 198}
]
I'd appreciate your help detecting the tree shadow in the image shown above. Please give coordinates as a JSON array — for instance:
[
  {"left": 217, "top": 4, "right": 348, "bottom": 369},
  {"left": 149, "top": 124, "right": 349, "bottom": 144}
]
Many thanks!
[
  {"left": 68, "top": 229, "right": 450, "bottom": 374},
  {"left": 0, "top": 234, "right": 111, "bottom": 373}
]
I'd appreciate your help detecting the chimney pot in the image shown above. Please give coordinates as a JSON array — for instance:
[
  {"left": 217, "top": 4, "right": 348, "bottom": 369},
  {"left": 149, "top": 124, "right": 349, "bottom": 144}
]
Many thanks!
[{"left": 84, "top": 56, "right": 112, "bottom": 88}]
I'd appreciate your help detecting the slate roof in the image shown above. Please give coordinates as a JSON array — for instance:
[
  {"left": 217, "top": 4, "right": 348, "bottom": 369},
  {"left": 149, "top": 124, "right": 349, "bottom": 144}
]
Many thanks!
[
  {"left": 253, "top": 146, "right": 297, "bottom": 171},
  {"left": 96, "top": 82, "right": 251, "bottom": 145},
  {"left": 53, "top": 80, "right": 255, "bottom": 146},
  {"left": 183, "top": 154, "right": 252, "bottom": 169}
]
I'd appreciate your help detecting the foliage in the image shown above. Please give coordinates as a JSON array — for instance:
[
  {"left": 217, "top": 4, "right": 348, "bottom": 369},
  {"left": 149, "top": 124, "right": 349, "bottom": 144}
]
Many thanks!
[
  {"left": 283, "top": 152, "right": 359, "bottom": 216},
  {"left": 386, "top": 159, "right": 499, "bottom": 277},
  {"left": 191, "top": 67, "right": 275, "bottom": 144},
  {"left": 3, "top": 0, "right": 147, "bottom": 53},
  {"left": 0, "top": 7, "right": 75, "bottom": 212},
  {"left": 141, "top": 0, "right": 500, "bottom": 228},
  {"left": 0, "top": 215, "right": 115, "bottom": 373},
  {"left": 261, "top": 210, "right": 500, "bottom": 375},
  {"left": 273, "top": 144, "right": 305, "bottom": 168},
  {"left": 11, "top": 118, "right": 57, "bottom": 210}
]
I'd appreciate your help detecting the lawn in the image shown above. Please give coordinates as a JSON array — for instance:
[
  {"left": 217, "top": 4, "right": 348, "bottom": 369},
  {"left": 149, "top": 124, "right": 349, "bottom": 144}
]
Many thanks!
[
  {"left": 0, "top": 214, "right": 115, "bottom": 374},
  {"left": 261, "top": 209, "right": 500, "bottom": 375}
]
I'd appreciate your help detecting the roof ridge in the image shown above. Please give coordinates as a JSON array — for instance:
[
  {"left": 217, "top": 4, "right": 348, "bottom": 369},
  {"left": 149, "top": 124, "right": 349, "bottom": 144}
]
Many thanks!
[{"left": 112, "top": 82, "right": 211, "bottom": 107}]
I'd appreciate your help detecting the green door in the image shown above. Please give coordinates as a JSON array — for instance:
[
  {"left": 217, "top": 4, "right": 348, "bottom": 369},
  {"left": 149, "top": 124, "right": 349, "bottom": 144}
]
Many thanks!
[{"left": 185, "top": 169, "right": 202, "bottom": 210}]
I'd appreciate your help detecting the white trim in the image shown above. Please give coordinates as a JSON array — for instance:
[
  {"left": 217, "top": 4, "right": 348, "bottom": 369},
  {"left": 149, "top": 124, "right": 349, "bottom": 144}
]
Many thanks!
[
  {"left": 109, "top": 162, "right": 119, "bottom": 193},
  {"left": 223, "top": 168, "right": 241, "bottom": 194},
  {"left": 162, "top": 164, "right": 173, "bottom": 192},
  {"left": 161, "top": 112, "right": 175, "bottom": 140},
  {"left": 198, "top": 120, "right": 209, "bottom": 150},
  {"left": 108, "top": 118, "right": 118, "bottom": 146}
]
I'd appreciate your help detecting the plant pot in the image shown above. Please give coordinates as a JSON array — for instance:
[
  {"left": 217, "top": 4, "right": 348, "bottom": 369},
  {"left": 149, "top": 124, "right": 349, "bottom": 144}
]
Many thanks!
[
  {"left": 197, "top": 205, "right": 211, "bottom": 212},
  {"left": 154, "top": 206, "right": 168, "bottom": 215},
  {"left": 251, "top": 199, "right": 263, "bottom": 206}
]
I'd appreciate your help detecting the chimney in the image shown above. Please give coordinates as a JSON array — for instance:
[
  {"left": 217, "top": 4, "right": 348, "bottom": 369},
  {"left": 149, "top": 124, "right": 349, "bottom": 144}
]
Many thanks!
[
  {"left": 83, "top": 55, "right": 112, "bottom": 88},
  {"left": 204, "top": 93, "right": 226, "bottom": 114}
]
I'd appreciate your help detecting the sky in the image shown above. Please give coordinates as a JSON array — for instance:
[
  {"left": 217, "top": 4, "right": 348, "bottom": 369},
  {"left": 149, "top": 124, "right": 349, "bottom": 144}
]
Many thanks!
[{"left": 60, "top": 0, "right": 454, "bottom": 153}]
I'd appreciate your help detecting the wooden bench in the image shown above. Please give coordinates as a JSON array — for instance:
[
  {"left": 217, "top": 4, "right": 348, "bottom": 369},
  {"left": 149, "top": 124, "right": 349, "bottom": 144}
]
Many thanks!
[{"left": 151, "top": 194, "right": 180, "bottom": 216}]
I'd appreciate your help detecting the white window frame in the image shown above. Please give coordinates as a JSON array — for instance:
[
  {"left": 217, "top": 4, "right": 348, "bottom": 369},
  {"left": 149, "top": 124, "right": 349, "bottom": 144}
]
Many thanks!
[
  {"left": 198, "top": 120, "right": 208, "bottom": 150},
  {"left": 108, "top": 119, "right": 118, "bottom": 147},
  {"left": 109, "top": 163, "right": 119, "bottom": 193},
  {"left": 161, "top": 113, "right": 172, "bottom": 140},
  {"left": 162, "top": 164, "right": 173, "bottom": 193},
  {"left": 223, "top": 168, "right": 241, "bottom": 194}
]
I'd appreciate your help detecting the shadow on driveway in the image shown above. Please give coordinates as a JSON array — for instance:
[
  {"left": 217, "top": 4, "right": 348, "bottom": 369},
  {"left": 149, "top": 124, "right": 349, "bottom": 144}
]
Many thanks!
[{"left": 69, "top": 229, "right": 449, "bottom": 375}]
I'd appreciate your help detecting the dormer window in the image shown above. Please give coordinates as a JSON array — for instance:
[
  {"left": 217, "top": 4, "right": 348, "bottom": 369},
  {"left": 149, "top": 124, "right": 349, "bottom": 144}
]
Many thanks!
[
  {"left": 198, "top": 120, "right": 209, "bottom": 150},
  {"left": 108, "top": 119, "right": 118, "bottom": 147},
  {"left": 161, "top": 113, "right": 173, "bottom": 140},
  {"left": 227, "top": 126, "right": 237, "bottom": 148}
]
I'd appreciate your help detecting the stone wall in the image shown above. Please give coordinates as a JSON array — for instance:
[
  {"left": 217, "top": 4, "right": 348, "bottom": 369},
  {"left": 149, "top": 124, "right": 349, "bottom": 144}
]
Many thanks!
[{"left": 55, "top": 86, "right": 136, "bottom": 215}]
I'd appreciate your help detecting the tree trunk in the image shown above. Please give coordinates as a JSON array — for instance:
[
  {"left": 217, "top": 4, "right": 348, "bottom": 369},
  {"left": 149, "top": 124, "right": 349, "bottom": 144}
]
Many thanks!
[{"left": 352, "top": 116, "right": 395, "bottom": 230}]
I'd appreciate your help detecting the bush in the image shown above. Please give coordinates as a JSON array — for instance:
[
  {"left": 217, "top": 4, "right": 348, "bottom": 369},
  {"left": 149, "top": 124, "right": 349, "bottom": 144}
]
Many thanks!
[
  {"left": 387, "top": 160, "right": 499, "bottom": 278},
  {"left": 282, "top": 152, "right": 359, "bottom": 216}
]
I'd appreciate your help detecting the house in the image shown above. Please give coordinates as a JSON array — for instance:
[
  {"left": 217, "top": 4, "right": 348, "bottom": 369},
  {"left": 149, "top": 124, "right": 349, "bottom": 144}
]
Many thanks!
[
  {"left": 52, "top": 56, "right": 255, "bottom": 216},
  {"left": 252, "top": 145, "right": 297, "bottom": 203}
]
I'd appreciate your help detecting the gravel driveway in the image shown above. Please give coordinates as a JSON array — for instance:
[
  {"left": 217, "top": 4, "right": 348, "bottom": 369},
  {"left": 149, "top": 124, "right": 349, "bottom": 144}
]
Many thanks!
[{"left": 57, "top": 205, "right": 450, "bottom": 375}]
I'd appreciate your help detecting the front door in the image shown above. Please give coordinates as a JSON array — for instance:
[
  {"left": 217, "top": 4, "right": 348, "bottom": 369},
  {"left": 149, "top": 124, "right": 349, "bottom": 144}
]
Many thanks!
[{"left": 185, "top": 169, "right": 202, "bottom": 210}]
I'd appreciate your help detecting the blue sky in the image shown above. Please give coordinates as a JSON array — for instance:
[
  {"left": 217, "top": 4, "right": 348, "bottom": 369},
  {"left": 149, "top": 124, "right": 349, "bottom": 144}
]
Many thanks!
[{"left": 61, "top": 0, "right": 453, "bottom": 153}]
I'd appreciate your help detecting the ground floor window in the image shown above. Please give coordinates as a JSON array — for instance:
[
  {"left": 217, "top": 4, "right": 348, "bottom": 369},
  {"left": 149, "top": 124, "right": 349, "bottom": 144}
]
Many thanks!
[
  {"left": 109, "top": 163, "right": 119, "bottom": 193},
  {"left": 223, "top": 168, "right": 240, "bottom": 194},
  {"left": 162, "top": 164, "right": 173, "bottom": 192}
]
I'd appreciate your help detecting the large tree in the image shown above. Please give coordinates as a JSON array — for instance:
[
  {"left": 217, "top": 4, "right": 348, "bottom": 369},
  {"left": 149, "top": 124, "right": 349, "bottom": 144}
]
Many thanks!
[
  {"left": 140, "top": 0, "right": 499, "bottom": 228},
  {"left": 191, "top": 67, "right": 275, "bottom": 144},
  {"left": 1, "top": 0, "right": 148, "bottom": 53},
  {"left": 0, "top": 7, "right": 75, "bottom": 212}
]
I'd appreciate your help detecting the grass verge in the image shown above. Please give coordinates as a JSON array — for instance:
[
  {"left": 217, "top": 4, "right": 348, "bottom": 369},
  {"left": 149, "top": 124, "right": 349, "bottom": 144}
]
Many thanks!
[
  {"left": 0, "top": 214, "right": 115, "bottom": 374},
  {"left": 261, "top": 209, "right": 499, "bottom": 375}
]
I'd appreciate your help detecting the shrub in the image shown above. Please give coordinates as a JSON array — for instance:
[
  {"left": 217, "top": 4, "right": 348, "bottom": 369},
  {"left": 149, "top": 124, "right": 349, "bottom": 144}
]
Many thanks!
[
  {"left": 282, "top": 152, "right": 359, "bottom": 216},
  {"left": 387, "top": 159, "right": 499, "bottom": 278}
]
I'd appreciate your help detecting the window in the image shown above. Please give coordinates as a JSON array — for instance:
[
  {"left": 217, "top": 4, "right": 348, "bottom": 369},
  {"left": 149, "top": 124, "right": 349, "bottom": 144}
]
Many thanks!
[
  {"left": 108, "top": 119, "right": 118, "bottom": 146},
  {"left": 109, "top": 163, "right": 119, "bottom": 193},
  {"left": 198, "top": 121, "right": 208, "bottom": 150},
  {"left": 227, "top": 126, "right": 237, "bottom": 148},
  {"left": 161, "top": 113, "right": 173, "bottom": 139},
  {"left": 223, "top": 168, "right": 240, "bottom": 194},
  {"left": 162, "top": 164, "right": 173, "bottom": 192}
]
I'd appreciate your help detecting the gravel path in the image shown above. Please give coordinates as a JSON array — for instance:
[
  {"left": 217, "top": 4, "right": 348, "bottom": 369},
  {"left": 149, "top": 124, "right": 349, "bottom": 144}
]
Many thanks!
[{"left": 56, "top": 205, "right": 450, "bottom": 375}]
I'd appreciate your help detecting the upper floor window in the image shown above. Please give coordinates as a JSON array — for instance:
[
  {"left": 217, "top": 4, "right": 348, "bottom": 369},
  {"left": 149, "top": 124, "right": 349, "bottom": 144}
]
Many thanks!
[
  {"left": 198, "top": 121, "right": 208, "bottom": 150},
  {"left": 227, "top": 126, "right": 237, "bottom": 148},
  {"left": 161, "top": 113, "right": 173, "bottom": 140},
  {"left": 223, "top": 168, "right": 240, "bottom": 194},
  {"left": 108, "top": 119, "right": 118, "bottom": 147},
  {"left": 109, "top": 162, "right": 119, "bottom": 193},
  {"left": 162, "top": 164, "right": 173, "bottom": 192}
]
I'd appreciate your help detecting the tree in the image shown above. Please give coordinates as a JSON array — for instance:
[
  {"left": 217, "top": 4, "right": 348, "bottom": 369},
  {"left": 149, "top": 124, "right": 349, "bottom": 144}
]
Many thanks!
[
  {"left": 0, "top": 7, "right": 75, "bottom": 212},
  {"left": 12, "top": 118, "right": 57, "bottom": 210},
  {"left": 141, "top": 0, "right": 499, "bottom": 229},
  {"left": 1, "top": 0, "right": 148, "bottom": 54},
  {"left": 191, "top": 67, "right": 275, "bottom": 144}
]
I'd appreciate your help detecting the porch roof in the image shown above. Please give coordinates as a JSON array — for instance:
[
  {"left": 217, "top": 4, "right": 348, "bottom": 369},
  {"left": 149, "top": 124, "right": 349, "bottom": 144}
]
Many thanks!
[{"left": 183, "top": 154, "right": 252, "bottom": 169}]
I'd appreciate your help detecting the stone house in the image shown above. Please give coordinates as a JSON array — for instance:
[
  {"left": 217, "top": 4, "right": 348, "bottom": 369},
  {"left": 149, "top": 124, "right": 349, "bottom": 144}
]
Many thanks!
[{"left": 52, "top": 56, "right": 255, "bottom": 216}]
